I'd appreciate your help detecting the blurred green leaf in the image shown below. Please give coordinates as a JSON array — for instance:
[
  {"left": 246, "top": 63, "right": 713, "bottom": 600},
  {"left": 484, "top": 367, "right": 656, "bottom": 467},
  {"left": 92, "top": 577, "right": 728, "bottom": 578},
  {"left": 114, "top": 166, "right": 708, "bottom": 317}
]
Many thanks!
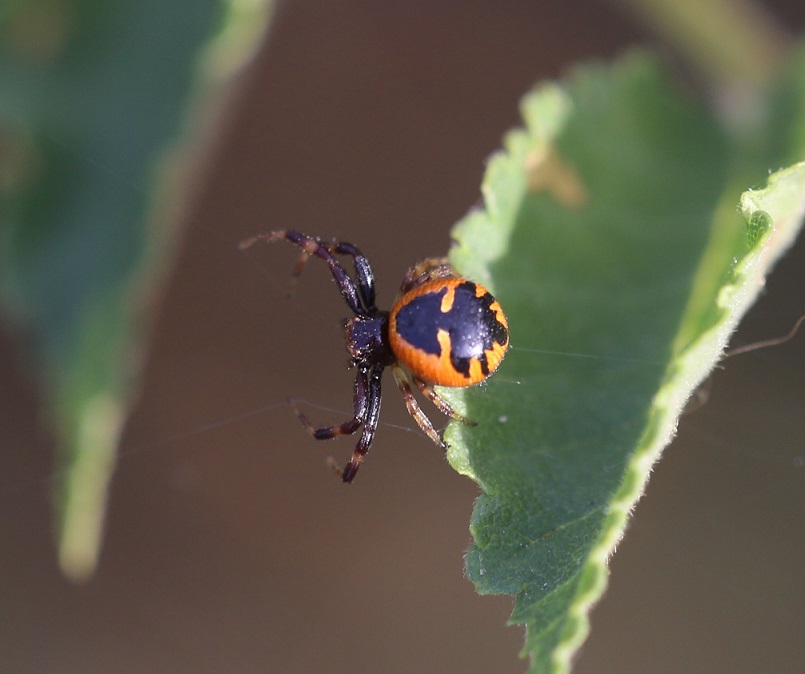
[
  {"left": 0, "top": 0, "right": 273, "bottom": 580},
  {"left": 443, "top": 53, "right": 804, "bottom": 673}
]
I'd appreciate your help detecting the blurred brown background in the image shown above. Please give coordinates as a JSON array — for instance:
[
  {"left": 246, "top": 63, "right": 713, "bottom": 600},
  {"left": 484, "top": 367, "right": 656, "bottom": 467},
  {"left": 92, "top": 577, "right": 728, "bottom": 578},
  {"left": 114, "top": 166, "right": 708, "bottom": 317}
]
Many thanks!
[{"left": 2, "top": 1, "right": 804, "bottom": 672}]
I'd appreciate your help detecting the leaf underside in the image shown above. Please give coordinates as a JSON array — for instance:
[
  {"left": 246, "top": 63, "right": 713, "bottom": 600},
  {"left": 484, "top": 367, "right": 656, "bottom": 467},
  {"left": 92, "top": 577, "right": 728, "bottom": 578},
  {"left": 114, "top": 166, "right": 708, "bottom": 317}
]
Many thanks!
[{"left": 443, "top": 53, "right": 805, "bottom": 673}]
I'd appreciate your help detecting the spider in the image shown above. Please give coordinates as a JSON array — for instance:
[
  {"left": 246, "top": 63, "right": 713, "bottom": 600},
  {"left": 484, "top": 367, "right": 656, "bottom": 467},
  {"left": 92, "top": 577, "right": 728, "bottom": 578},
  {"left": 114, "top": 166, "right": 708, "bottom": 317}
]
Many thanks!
[{"left": 239, "top": 230, "right": 509, "bottom": 483}]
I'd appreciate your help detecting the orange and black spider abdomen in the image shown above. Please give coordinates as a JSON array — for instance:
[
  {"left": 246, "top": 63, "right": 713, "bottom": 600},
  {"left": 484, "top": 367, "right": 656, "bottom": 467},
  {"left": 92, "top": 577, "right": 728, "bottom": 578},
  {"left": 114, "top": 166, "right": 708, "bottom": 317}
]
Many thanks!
[{"left": 388, "top": 278, "right": 509, "bottom": 387}]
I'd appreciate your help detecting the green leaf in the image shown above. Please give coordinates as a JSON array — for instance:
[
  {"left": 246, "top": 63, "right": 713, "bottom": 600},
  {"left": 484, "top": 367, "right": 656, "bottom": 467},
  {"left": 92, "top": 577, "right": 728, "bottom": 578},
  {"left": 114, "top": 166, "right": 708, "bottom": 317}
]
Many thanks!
[
  {"left": 442, "top": 53, "right": 804, "bottom": 673},
  {"left": 0, "top": 0, "right": 273, "bottom": 580}
]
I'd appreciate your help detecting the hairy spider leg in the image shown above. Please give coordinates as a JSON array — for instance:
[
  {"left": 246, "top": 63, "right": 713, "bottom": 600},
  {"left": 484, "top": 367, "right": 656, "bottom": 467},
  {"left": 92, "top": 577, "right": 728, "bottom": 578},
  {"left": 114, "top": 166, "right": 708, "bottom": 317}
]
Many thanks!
[
  {"left": 239, "top": 230, "right": 365, "bottom": 315},
  {"left": 398, "top": 256, "right": 453, "bottom": 295},
  {"left": 290, "top": 366, "right": 370, "bottom": 440},
  {"left": 279, "top": 239, "right": 377, "bottom": 312},
  {"left": 392, "top": 365, "right": 445, "bottom": 448},
  {"left": 412, "top": 376, "right": 476, "bottom": 426},
  {"left": 340, "top": 366, "right": 384, "bottom": 483}
]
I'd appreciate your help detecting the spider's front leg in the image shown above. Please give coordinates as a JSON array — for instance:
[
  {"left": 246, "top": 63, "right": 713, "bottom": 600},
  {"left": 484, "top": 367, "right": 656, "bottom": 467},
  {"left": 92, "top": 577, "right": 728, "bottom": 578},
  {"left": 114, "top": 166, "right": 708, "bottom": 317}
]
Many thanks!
[
  {"left": 338, "top": 366, "right": 383, "bottom": 483},
  {"left": 239, "top": 230, "right": 365, "bottom": 315},
  {"left": 290, "top": 366, "right": 369, "bottom": 440},
  {"left": 328, "top": 241, "right": 377, "bottom": 313},
  {"left": 274, "top": 238, "right": 377, "bottom": 312}
]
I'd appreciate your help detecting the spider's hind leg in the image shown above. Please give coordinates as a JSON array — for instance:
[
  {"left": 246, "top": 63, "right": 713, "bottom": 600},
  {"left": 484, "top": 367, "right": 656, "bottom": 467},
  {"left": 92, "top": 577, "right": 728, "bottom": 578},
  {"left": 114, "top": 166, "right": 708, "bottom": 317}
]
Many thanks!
[
  {"left": 392, "top": 365, "right": 446, "bottom": 449},
  {"left": 413, "top": 376, "right": 476, "bottom": 426},
  {"left": 398, "top": 257, "right": 453, "bottom": 295}
]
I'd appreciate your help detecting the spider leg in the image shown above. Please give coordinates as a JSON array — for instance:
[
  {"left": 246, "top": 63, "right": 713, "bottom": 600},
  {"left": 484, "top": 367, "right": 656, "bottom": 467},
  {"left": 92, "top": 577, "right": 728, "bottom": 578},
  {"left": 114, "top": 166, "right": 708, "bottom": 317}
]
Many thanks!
[
  {"left": 392, "top": 365, "right": 446, "bottom": 449},
  {"left": 327, "top": 241, "right": 377, "bottom": 313},
  {"left": 239, "top": 230, "right": 364, "bottom": 315},
  {"left": 412, "top": 376, "right": 477, "bottom": 426},
  {"left": 285, "top": 249, "right": 312, "bottom": 299},
  {"left": 340, "top": 366, "right": 384, "bottom": 483},
  {"left": 290, "top": 366, "right": 369, "bottom": 439},
  {"left": 399, "top": 256, "right": 453, "bottom": 294}
]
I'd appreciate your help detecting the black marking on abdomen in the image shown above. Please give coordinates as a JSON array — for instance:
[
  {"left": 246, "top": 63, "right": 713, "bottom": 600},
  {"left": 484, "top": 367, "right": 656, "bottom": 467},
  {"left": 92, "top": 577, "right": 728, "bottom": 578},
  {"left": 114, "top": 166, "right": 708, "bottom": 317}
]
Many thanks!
[{"left": 394, "top": 281, "right": 508, "bottom": 379}]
